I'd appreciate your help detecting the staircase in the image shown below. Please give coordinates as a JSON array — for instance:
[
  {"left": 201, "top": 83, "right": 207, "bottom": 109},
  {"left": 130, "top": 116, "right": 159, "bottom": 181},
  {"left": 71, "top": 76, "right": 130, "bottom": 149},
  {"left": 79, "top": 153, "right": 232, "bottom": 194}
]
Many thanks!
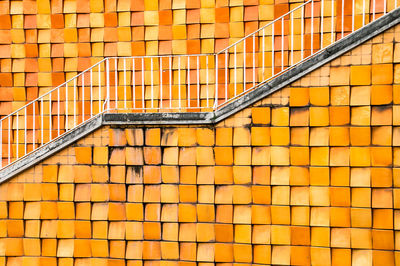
[{"left": 0, "top": 0, "right": 398, "bottom": 171}]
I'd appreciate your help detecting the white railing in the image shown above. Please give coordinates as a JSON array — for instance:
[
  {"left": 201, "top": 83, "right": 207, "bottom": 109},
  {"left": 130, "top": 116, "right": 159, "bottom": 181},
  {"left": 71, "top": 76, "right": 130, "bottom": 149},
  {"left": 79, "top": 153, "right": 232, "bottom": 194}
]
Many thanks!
[{"left": 0, "top": 0, "right": 396, "bottom": 168}]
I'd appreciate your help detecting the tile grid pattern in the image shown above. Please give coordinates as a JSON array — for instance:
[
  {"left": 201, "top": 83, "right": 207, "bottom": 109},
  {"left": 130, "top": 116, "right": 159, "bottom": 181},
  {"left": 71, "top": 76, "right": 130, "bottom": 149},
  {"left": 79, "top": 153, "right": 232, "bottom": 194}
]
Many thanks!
[{"left": 0, "top": 24, "right": 400, "bottom": 265}]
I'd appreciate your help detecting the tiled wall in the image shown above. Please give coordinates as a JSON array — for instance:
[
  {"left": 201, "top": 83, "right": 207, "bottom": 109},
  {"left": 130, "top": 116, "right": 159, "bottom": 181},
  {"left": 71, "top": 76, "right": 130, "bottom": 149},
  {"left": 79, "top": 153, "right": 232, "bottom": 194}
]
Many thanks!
[{"left": 0, "top": 24, "right": 400, "bottom": 265}]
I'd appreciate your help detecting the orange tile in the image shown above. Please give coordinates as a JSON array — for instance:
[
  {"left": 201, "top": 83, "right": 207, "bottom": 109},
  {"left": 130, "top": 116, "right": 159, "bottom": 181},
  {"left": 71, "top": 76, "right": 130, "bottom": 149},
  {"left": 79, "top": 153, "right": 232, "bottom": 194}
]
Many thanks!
[
  {"left": 109, "top": 128, "right": 127, "bottom": 146},
  {"left": 42, "top": 165, "right": 58, "bottom": 182},
  {"left": 93, "top": 147, "right": 108, "bottom": 165},
  {"left": 109, "top": 148, "right": 126, "bottom": 165},
  {"left": 145, "top": 128, "right": 161, "bottom": 146},
  {"left": 178, "top": 204, "right": 196, "bottom": 222},
  {"left": 252, "top": 107, "right": 270, "bottom": 125},
  {"left": 5, "top": 238, "right": 23, "bottom": 256},
  {"left": 214, "top": 243, "right": 233, "bottom": 262},
  {"left": 233, "top": 244, "right": 252, "bottom": 263},
  {"left": 371, "top": 85, "right": 393, "bottom": 105},
  {"left": 180, "top": 243, "right": 197, "bottom": 261},
  {"left": 125, "top": 147, "right": 144, "bottom": 165},
  {"left": 75, "top": 220, "right": 91, "bottom": 239},
  {"left": 109, "top": 202, "right": 126, "bottom": 220},
  {"left": 196, "top": 128, "right": 214, "bottom": 146},
  {"left": 350, "top": 65, "right": 371, "bottom": 85},
  {"left": 144, "top": 147, "right": 161, "bottom": 164},
  {"left": 143, "top": 241, "right": 161, "bottom": 260},
  {"left": 23, "top": 183, "right": 41, "bottom": 201},
  {"left": 143, "top": 166, "right": 161, "bottom": 183},
  {"left": 289, "top": 87, "right": 309, "bottom": 106},
  {"left": 74, "top": 146, "right": 92, "bottom": 164},
  {"left": 214, "top": 147, "right": 233, "bottom": 165},
  {"left": 197, "top": 204, "right": 215, "bottom": 222},
  {"left": 74, "top": 239, "right": 91, "bottom": 257},
  {"left": 372, "top": 64, "right": 393, "bottom": 84}
]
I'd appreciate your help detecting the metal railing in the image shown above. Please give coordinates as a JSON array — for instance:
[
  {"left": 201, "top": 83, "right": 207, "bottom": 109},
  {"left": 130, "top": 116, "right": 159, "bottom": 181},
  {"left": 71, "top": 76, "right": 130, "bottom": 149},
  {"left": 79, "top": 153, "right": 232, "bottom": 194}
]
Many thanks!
[{"left": 0, "top": 0, "right": 397, "bottom": 169}]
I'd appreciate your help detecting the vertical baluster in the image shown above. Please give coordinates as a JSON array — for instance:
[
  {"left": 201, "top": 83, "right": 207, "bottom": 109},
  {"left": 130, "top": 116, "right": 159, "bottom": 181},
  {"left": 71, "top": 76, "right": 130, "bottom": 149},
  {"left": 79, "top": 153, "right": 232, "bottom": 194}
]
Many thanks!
[
  {"left": 243, "top": 39, "right": 246, "bottom": 91},
  {"left": 49, "top": 93, "right": 52, "bottom": 141},
  {"left": 178, "top": 56, "right": 181, "bottom": 110},
  {"left": 206, "top": 56, "right": 209, "bottom": 107},
  {"left": 33, "top": 100, "right": 35, "bottom": 148},
  {"left": 373, "top": 0, "right": 376, "bottom": 20},
  {"left": 331, "top": 0, "right": 334, "bottom": 44},
  {"left": 384, "top": 0, "right": 387, "bottom": 14},
  {"left": 98, "top": 64, "right": 101, "bottom": 113},
  {"left": 16, "top": 113, "right": 18, "bottom": 159},
  {"left": 57, "top": 86, "right": 60, "bottom": 136},
  {"left": 82, "top": 73, "right": 84, "bottom": 123},
  {"left": 66, "top": 83, "right": 68, "bottom": 131},
  {"left": 106, "top": 58, "right": 110, "bottom": 110},
  {"left": 90, "top": 68, "right": 93, "bottom": 117},
  {"left": 160, "top": 57, "right": 163, "bottom": 109},
  {"left": 225, "top": 50, "right": 228, "bottom": 102},
  {"left": 132, "top": 58, "right": 136, "bottom": 109},
  {"left": 49, "top": 92, "right": 52, "bottom": 140},
  {"left": 124, "top": 58, "right": 127, "bottom": 109},
  {"left": 272, "top": 23, "right": 275, "bottom": 75},
  {"left": 281, "top": 17, "right": 284, "bottom": 70},
  {"left": 321, "top": 0, "right": 325, "bottom": 49},
  {"left": 215, "top": 54, "right": 218, "bottom": 107},
  {"left": 252, "top": 34, "right": 255, "bottom": 87},
  {"left": 197, "top": 56, "right": 200, "bottom": 108},
  {"left": 188, "top": 56, "right": 190, "bottom": 109},
  {"left": 41, "top": 98, "right": 44, "bottom": 144},
  {"left": 341, "top": 0, "right": 344, "bottom": 38},
  {"left": 291, "top": 13, "right": 294, "bottom": 65},
  {"left": 74, "top": 78, "right": 77, "bottom": 126},
  {"left": 115, "top": 58, "right": 118, "bottom": 109},
  {"left": 169, "top": 56, "right": 172, "bottom": 109},
  {"left": 311, "top": 0, "right": 314, "bottom": 54},
  {"left": 24, "top": 108, "right": 27, "bottom": 156},
  {"left": 142, "top": 58, "right": 145, "bottom": 111},
  {"left": 362, "top": 0, "right": 365, "bottom": 26},
  {"left": 234, "top": 46, "right": 237, "bottom": 96},
  {"left": 262, "top": 29, "right": 265, "bottom": 77},
  {"left": 352, "top": 0, "right": 355, "bottom": 31},
  {"left": 301, "top": 6, "right": 304, "bottom": 60},
  {"left": 150, "top": 57, "right": 154, "bottom": 109},
  {"left": 8, "top": 117, "right": 10, "bottom": 164}
]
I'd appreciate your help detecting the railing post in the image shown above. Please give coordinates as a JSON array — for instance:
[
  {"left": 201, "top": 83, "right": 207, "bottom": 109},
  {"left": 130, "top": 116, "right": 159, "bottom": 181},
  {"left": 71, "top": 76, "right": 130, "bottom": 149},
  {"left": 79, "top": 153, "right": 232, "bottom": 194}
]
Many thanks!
[
  {"left": 225, "top": 50, "right": 228, "bottom": 102},
  {"left": 187, "top": 56, "right": 190, "bottom": 109},
  {"left": 24, "top": 108, "right": 27, "bottom": 156},
  {"left": 16, "top": 113, "right": 18, "bottom": 159},
  {"left": 106, "top": 58, "right": 110, "bottom": 111},
  {"left": 65, "top": 83, "right": 68, "bottom": 131},
  {"left": 214, "top": 54, "right": 218, "bottom": 109},
  {"left": 8, "top": 118, "right": 10, "bottom": 164}
]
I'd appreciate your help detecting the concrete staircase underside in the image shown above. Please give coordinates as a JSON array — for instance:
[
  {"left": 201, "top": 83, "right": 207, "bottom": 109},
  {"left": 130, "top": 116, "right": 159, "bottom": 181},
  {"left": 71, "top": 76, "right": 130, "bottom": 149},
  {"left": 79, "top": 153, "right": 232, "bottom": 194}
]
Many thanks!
[{"left": 1, "top": 7, "right": 400, "bottom": 183}]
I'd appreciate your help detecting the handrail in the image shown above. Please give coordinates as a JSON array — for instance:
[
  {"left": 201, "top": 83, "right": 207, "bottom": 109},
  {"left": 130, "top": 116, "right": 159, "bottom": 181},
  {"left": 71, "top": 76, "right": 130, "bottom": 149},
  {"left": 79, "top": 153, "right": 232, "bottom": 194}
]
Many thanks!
[
  {"left": 0, "top": 58, "right": 108, "bottom": 123},
  {"left": 0, "top": 0, "right": 397, "bottom": 170},
  {"left": 217, "top": 0, "right": 313, "bottom": 55}
]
